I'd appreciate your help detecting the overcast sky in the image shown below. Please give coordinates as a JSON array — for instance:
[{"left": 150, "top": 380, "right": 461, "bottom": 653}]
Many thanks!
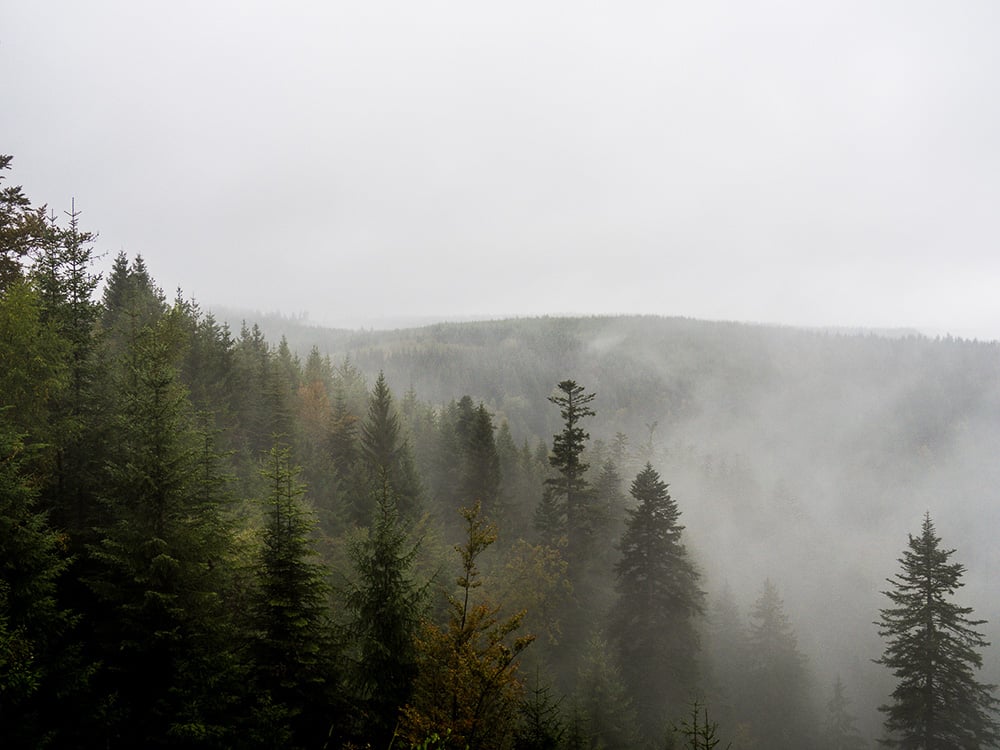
[{"left": 3, "top": 2, "right": 999, "bottom": 337}]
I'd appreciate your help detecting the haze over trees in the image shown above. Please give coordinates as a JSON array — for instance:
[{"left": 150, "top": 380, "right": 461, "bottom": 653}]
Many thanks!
[{"left": 3, "top": 155, "right": 1000, "bottom": 747}]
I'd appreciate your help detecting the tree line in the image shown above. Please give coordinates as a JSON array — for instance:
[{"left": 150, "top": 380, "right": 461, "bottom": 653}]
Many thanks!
[{"left": 2, "top": 155, "right": 998, "bottom": 749}]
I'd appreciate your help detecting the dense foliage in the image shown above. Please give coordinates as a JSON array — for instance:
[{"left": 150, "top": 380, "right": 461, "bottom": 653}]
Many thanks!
[{"left": 3, "top": 156, "right": 1000, "bottom": 748}]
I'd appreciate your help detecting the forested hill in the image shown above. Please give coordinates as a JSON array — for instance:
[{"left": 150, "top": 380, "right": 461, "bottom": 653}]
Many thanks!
[
  {"left": 6, "top": 169, "right": 1000, "bottom": 746},
  {"left": 232, "top": 310, "right": 1000, "bottom": 716}
]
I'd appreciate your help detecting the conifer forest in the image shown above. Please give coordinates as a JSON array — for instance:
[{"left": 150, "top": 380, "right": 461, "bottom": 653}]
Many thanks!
[{"left": 4, "top": 156, "right": 1000, "bottom": 748}]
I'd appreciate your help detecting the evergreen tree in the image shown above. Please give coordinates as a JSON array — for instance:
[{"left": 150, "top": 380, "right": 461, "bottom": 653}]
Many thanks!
[
  {"left": 342, "top": 477, "right": 426, "bottom": 747},
  {"left": 539, "top": 380, "right": 595, "bottom": 560},
  {"left": 0, "top": 421, "right": 87, "bottom": 748},
  {"left": 823, "top": 676, "right": 866, "bottom": 750},
  {"left": 359, "top": 371, "right": 422, "bottom": 521},
  {"left": 743, "top": 579, "right": 814, "bottom": 750},
  {"left": 250, "top": 442, "right": 337, "bottom": 748},
  {"left": 875, "top": 513, "right": 1000, "bottom": 749},
  {"left": 609, "top": 463, "right": 704, "bottom": 740},
  {"left": 571, "top": 633, "right": 640, "bottom": 750},
  {"left": 513, "top": 670, "right": 565, "bottom": 750},
  {"left": 85, "top": 309, "right": 242, "bottom": 747}
]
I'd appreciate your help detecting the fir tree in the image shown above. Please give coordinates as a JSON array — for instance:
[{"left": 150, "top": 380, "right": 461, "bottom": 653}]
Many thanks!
[
  {"left": 823, "top": 676, "right": 866, "bottom": 750},
  {"left": 539, "top": 380, "right": 595, "bottom": 560},
  {"left": 250, "top": 442, "right": 337, "bottom": 748},
  {"left": 342, "top": 477, "right": 426, "bottom": 747},
  {"left": 875, "top": 513, "right": 1000, "bottom": 749},
  {"left": 610, "top": 463, "right": 704, "bottom": 740},
  {"left": 744, "top": 579, "right": 814, "bottom": 750}
]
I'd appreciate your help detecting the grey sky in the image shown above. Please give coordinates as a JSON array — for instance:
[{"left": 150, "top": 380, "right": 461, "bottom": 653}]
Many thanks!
[{"left": 4, "top": 2, "right": 999, "bottom": 337}]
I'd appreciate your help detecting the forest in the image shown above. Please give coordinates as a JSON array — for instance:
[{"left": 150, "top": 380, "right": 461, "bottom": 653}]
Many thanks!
[{"left": 3, "top": 154, "right": 1000, "bottom": 749}]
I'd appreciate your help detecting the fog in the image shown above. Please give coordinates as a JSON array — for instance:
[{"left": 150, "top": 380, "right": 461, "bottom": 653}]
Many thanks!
[
  {"left": 4, "top": 3, "right": 1000, "bottom": 339},
  {"left": 243, "top": 313, "right": 1000, "bottom": 739}
]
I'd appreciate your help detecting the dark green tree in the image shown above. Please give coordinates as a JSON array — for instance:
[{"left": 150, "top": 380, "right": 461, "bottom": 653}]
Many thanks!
[
  {"left": 85, "top": 309, "right": 242, "bottom": 747},
  {"left": 609, "top": 463, "right": 704, "bottom": 740},
  {"left": 359, "top": 371, "right": 422, "bottom": 521},
  {"left": 538, "top": 381, "right": 595, "bottom": 559},
  {"left": 513, "top": 670, "right": 565, "bottom": 750},
  {"left": 875, "top": 513, "right": 1000, "bottom": 749},
  {"left": 250, "top": 442, "right": 337, "bottom": 748},
  {"left": 341, "top": 477, "right": 426, "bottom": 747},
  {"left": 0, "top": 421, "right": 87, "bottom": 748},
  {"left": 570, "top": 633, "right": 640, "bottom": 750}
]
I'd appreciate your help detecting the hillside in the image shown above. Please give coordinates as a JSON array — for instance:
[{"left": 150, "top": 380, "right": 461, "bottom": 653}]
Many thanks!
[{"left": 228, "top": 310, "right": 1000, "bottom": 724}]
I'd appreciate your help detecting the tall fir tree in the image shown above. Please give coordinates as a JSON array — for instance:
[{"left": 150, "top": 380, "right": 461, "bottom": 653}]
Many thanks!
[
  {"left": 743, "top": 579, "right": 815, "bottom": 750},
  {"left": 875, "top": 513, "right": 1000, "bottom": 749},
  {"left": 342, "top": 477, "right": 426, "bottom": 747},
  {"left": 84, "top": 308, "right": 242, "bottom": 747},
  {"left": 250, "top": 442, "right": 338, "bottom": 748},
  {"left": 823, "top": 676, "right": 867, "bottom": 750},
  {"left": 609, "top": 463, "right": 704, "bottom": 741},
  {"left": 359, "top": 371, "right": 422, "bottom": 522},
  {"left": 0, "top": 420, "right": 88, "bottom": 749},
  {"left": 538, "top": 380, "right": 595, "bottom": 560}
]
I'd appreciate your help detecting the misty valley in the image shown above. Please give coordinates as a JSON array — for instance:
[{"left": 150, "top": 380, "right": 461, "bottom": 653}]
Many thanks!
[{"left": 4, "top": 157, "right": 1000, "bottom": 749}]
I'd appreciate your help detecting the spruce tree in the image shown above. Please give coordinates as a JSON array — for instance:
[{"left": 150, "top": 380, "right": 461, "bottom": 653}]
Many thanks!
[
  {"left": 875, "top": 513, "right": 1000, "bottom": 749},
  {"left": 0, "top": 421, "right": 86, "bottom": 748},
  {"left": 250, "top": 442, "right": 337, "bottom": 748},
  {"left": 342, "top": 477, "right": 425, "bottom": 747},
  {"left": 609, "top": 463, "right": 704, "bottom": 740},
  {"left": 538, "top": 380, "right": 595, "bottom": 560},
  {"left": 359, "top": 371, "right": 422, "bottom": 521},
  {"left": 744, "top": 579, "right": 814, "bottom": 750},
  {"left": 823, "top": 676, "right": 866, "bottom": 750},
  {"left": 85, "top": 309, "right": 242, "bottom": 747}
]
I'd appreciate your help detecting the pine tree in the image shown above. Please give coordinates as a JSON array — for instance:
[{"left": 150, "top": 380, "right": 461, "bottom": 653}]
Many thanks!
[
  {"left": 609, "top": 463, "right": 704, "bottom": 740},
  {"left": 0, "top": 421, "right": 86, "bottom": 748},
  {"left": 359, "top": 371, "right": 422, "bottom": 521},
  {"left": 875, "top": 513, "right": 1000, "bottom": 749},
  {"left": 744, "top": 579, "right": 814, "bottom": 750},
  {"left": 539, "top": 380, "right": 595, "bottom": 560},
  {"left": 85, "top": 309, "right": 242, "bottom": 747},
  {"left": 342, "top": 477, "right": 426, "bottom": 747},
  {"left": 823, "top": 676, "right": 866, "bottom": 750},
  {"left": 571, "top": 633, "right": 640, "bottom": 750},
  {"left": 250, "top": 442, "right": 337, "bottom": 748}
]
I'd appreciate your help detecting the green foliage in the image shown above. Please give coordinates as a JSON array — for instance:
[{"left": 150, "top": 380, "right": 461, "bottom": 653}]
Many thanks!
[
  {"left": 539, "top": 380, "right": 596, "bottom": 560},
  {"left": 360, "top": 371, "right": 423, "bottom": 521},
  {"left": 570, "top": 633, "right": 640, "bottom": 750},
  {"left": 251, "top": 441, "right": 337, "bottom": 748},
  {"left": 610, "top": 463, "right": 704, "bottom": 738},
  {"left": 0, "top": 155, "right": 53, "bottom": 291},
  {"left": 513, "top": 669, "right": 565, "bottom": 750},
  {"left": 875, "top": 513, "right": 1000, "bottom": 749},
  {"left": 402, "top": 502, "right": 534, "bottom": 750},
  {"left": 84, "top": 311, "right": 243, "bottom": 747},
  {"left": 342, "top": 478, "right": 426, "bottom": 747},
  {"left": 0, "top": 421, "right": 87, "bottom": 748}
]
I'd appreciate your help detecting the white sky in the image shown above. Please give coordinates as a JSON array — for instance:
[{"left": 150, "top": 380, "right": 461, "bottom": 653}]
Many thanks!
[{"left": 3, "top": 2, "right": 999, "bottom": 338}]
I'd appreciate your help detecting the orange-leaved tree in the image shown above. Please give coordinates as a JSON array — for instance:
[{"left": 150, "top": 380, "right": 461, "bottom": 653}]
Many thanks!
[{"left": 400, "top": 501, "right": 534, "bottom": 749}]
